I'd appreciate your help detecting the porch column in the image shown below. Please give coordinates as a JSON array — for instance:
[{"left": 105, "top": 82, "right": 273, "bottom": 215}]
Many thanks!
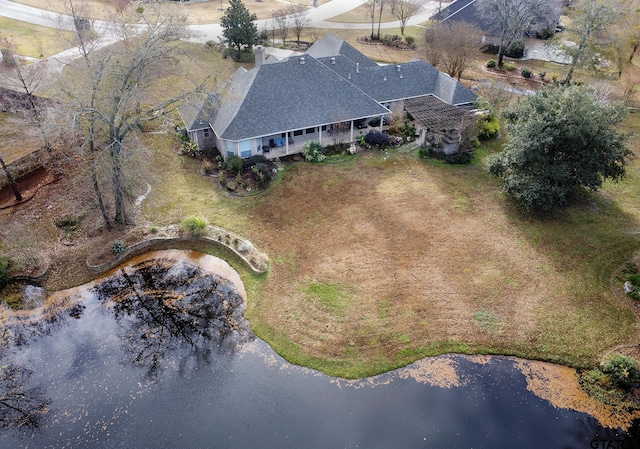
[
  {"left": 350, "top": 120, "right": 354, "bottom": 142},
  {"left": 286, "top": 135, "right": 289, "bottom": 155},
  {"left": 318, "top": 127, "right": 323, "bottom": 145},
  {"left": 379, "top": 116, "right": 383, "bottom": 132}
]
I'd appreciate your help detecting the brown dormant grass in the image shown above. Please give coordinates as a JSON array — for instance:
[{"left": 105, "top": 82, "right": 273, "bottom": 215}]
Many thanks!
[{"left": 10, "top": 0, "right": 331, "bottom": 23}]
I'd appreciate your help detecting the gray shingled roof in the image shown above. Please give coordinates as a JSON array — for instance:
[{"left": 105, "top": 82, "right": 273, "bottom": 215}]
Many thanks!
[
  {"left": 179, "top": 93, "right": 219, "bottom": 131},
  {"left": 310, "top": 36, "right": 476, "bottom": 106},
  {"left": 212, "top": 55, "right": 389, "bottom": 141},
  {"left": 324, "top": 59, "right": 477, "bottom": 106},
  {"left": 306, "top": 33, "right": 378, "bottom": 69}
]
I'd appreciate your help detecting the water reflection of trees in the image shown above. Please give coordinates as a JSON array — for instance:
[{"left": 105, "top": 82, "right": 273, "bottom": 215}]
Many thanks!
[
  {"left": 0, "top": 325, "right": 51, "bottom": 435},
  {"left": 92, "top": 259, "right": 253, "bottom": 380},
  {"left": 0, "top": 364, "right": 51, "bottom": 434}
]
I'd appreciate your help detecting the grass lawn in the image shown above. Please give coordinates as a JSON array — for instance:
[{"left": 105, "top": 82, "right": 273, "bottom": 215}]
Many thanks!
[
  {"left": 133, "top": 117, "right": 639, "bottom": 377},
  {"left": 9, "top": 0, "right": 332, "bottom": 23},
  {"left": 0, "top": 17, "right": 74, "bottom": 58}
]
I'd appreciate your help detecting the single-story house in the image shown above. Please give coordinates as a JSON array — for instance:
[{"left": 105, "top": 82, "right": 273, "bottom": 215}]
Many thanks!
[
  {"left": 431, "top": 0, "right": 564, "bottom": 42},
  {"left": 180, "top": 33, "right": 478, "bottom": 160}
]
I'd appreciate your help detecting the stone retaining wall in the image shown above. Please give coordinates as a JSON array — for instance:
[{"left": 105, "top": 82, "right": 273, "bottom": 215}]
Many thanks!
[{"left": 86, "top": 229, "right": 269, "bottom": 276}]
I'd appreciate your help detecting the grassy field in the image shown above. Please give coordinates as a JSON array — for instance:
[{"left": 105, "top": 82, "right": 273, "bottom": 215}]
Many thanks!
[
  {"left": 0, "top": 17, "right": 74, "bottom": 58},
  {"left": 10, "top": 0, "right": 332, "bottom": 23},
  {"left": 131, "top": 115, "right": 639, "bottom": 378}
]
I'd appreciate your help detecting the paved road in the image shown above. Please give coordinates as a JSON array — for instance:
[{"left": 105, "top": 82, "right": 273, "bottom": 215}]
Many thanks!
[
  {"left": 0, "top": 0, "right": 442, "bottom": 86},
  {"left": 0, "top": 0, "right": 441, "bottom": 43}
]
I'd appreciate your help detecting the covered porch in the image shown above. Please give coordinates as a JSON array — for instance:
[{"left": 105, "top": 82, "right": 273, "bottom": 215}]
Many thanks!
[{"left": 257, "top": 118, "right": 384, "bottom": 160}]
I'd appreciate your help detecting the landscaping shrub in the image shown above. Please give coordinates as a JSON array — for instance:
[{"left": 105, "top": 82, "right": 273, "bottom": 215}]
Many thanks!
[
  {"left": 506, "top": 40, "right": 525, "bottom": 58},
  {"left": 205, "top": 40, "right": 216, "bottom": 49},
  {"left": 242, "top": 154, "right": 267, "bottom": 169},
  {"left": 222, "top": 155, "right": 244, "bottom": 174},
  {"left": 627, "top": 273, "right": 640, "bottom": 286},
  {"left": 181, "top": 138, "right": 200, "bottom": 157},
  {"left": 602, "top": 353, "right": 639, "bottom": 388},
  {"left": 486, "top": 59, "right": 497, "bottom": 68},
  {"left": 111, "top": 240, "right": 125, "bottom": 255},
  {"left": 405, "top": 36, "right": 415, "bottom": 45},
  {"left": 303, "top": 141, "right": 326, "bottom": 162},
  {"left": 521, "top": 68, "right": 533, "bottom": 78},
  {"left": 476, "top": 114, "right": 500, "bottom": 140},
  {"left": 504, "top": 63, "right": 517, "bottom": 71},
  {"left": 182, "top": 216, "right": 208, "bottom": 238},
  {"left": 444, "top": 150, "right": 474, "bottom": 164},
  {"left": 364, "top": 131, "right": 390, "bottom": 149},
  {"left": 55, "top": 214, "right": 84, "bottom": 233},
  {"left": 222, "top": 48, "right": 255, "bottom": 62},
  {"left": 539, "top": 71, "right": 546, "bottom": 80},
  {"left": 417, "top": 146, "right": 429, "bottom": 159}
]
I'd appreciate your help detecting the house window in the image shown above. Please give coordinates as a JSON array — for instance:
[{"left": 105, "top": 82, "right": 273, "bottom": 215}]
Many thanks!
[
  {"left": 321, "top": 125, "right": 327, "bottom": 131},
  {"left": 281, "top": 133, "right": 286, "bottom": 138},
  {"left": 225, "top": 141, "right": 235, "bottom": 157},
  {"left": 204, "top": 130, "right": 210, "bottom": 138},
  {"left": 293, "top": 130, "right": 303, "bottom": 136},
  {"left": 305, "top": 127, "right": 315, "bottom": 134},
  {"left": 239, "top": 140, "right": 252, "bottom": 158}
]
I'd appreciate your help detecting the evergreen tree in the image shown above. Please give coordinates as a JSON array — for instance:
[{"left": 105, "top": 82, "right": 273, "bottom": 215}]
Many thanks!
[
  {"left": 221, "top": 0, "right": 258, "bottom": 58},
  {"left": 489, "top": 86, "right": 631, "bottom": 211}
]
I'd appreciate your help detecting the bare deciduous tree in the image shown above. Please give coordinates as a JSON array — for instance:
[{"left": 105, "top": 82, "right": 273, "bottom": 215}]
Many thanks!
[
  {"left": 388, "top": 0, "right": 423, "bottom": 36},
  {"left": 273, "top": 8, "right": 290, "bottom": 45},
  {"left": 477, "top": 0, "right": 550, "bottom": 67},
  {"left": 424, "top": 21, "right": 483, "bottom": 80},
  {"left": 288, "top": 5, "right": 311, "bottom": 48},
  {"left": 0, "top": 39, "right": 53, "bottom": 155},
  {"left": 63, "top": 3, "right": 213, "bottom": 226},
  {"left": 552, "top": 0, "right": 617, "bottom": 84}
]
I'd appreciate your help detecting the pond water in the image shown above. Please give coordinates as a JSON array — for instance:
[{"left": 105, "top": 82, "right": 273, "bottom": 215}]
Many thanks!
[{"left": 0, "top": 251, "right": 637, "bottom": 449}]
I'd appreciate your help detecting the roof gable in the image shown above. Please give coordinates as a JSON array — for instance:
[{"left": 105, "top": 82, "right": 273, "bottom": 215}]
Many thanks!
[{"left": 306, "top": 33, "right": 378, "bottom": 68}]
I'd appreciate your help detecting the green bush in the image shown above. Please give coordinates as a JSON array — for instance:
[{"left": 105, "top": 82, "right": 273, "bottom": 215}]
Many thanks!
[
  {"left": 150, "top": 226, "right": 158, "bottom": 234},
  {"left": 417, "top": 146, "right": 429, "bottom": 159},
  {"left": 539, "top": 71, "right": 546, "bottom": 80},
  {"left": 55, "top": 214, "right": 84, "bottom": 233},
  {"left": 506, "top": 40, "right": 525, "bottom": 58},
  {"left": 182, "top": 216, "right": 208, "bottom": 238},
  {"left": 444, "top": 150, "right": 474, "bottom": 164},
  {"left": 405, "top": 36, "right": 415, "bottom": 45},
  {"left": 303, "top": 141, "right": 326, "bottom": 162},
  {"left": 111, "top": 240, "right": 126, "bottom": 255},
  {"left": 181, "top": 139, "right": 200, "bottom": 157},
  {"left": 242, "top": 154, "right": 267, "bottom": 169},
  {"left": 486, "top": 60, "right": 497, "bottom": 68},
  {"left": 521, "top": 68, "right": 533, "bottom": 78},
  {"left": 602, "top": 353, "right": 639, "bottom": 388},
  {"left": 477, "top": 114, "right": 500, "bottom": 140},
  {"left": 626, "top": 273, "right": 640, "bottom": 287},
  {"left": 504, "top": 63, "right": 517, "bottom": 71},
  {"left": 223, "top": 155, "right": 244, "bottom": 174}
]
